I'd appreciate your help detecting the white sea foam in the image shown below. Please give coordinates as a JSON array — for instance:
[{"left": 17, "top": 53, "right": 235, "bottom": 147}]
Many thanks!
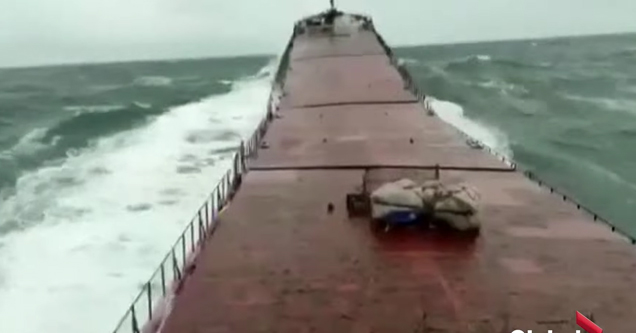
[
  {"left": 133, "top": 76, "right": 173, "bottom": 87},
  {"left": 63, "top": 105, "right": 126, "bottom": 114},
  {"left": 0, "top": 64, "right": 274, "bottom": 333},
  {"left": 397, "top": 58, "right": 419, "bottom": 66},
  {"left": 0, "top": 127, "right": 53, "bottom": 159},
  {"left": 461, "top": 54, "right": 492, "bottom": 63},
  {"left": 475, "top": 54, "right": 491, "bottom": 61},
  {"left": 476, "top": 80, "right": 529, "bottom": 96},
  {"left": 425, "top": 97, "right": 513, "bottom": 159},
  {"left": 562, "top": 93, "right": 636, "bottom": 115}
]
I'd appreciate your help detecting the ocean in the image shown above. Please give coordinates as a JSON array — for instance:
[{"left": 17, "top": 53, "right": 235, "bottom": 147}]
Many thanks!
[{"left": 1, "top": 32, "right": 635, "bottom": 332}]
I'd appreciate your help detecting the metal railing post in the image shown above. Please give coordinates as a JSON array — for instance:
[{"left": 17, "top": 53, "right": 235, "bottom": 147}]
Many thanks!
[
  {"left": 146, "top": 282, "right": 152, "bottom": 320},
  {"left": 131, "top": 306, "right": 140, "bottom": 333},
  {"left": 220, "top": 176, "right": 226, "bottom": 207},
  {"left": 216, "top": 187, "right": 222, "bottom": 212},
  {"left": 181, "top": 234, "right": 186, "bottom": 267},
  {"left": 198, "top": 210, "right": 205, "bottom": 245},
  {"left": 190, "top": 221, "right": 195, "bottom": 252},
  {"left": 205, "top": 200, "right": 210, "bottom": 230},
  {"left": 160, "top": 264, "right": 166, "bottom": 297},
  {"left": 233, "top": 150, "right": 240, "bottom": 176},
  {"left": 226, "top": 170, "right": 231, "bottom": 197},
  {"left": 172, "top": 249, "right": 181, "bottom": 281}
]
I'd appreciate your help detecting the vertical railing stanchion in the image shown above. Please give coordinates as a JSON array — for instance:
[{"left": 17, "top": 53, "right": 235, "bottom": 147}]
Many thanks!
[
  {"left": 225, "top": 171, "right": 230, "bottom": 199},
  {"left": 205, "top": 199, "right": 210, "bottom": 230},
  {"left": 190, "top": 220, "right": 195, "bottom": 252},
  {"left": 226, "top": 170, "right": 231, "bottom": 198},
  {"left": 160, "top": 264, "right": 166, "bottom": 297},
  {"left": 181, "top": 234, "right": 186, "bottom": 268},
  {"left": 230, "top": 156, "right": 235, "bottom": 196},
  {"left": 223, "top": 173, "right": 228, "bottom": 204},
  {"left": 227, "top": 171, "right": 231, "bottom": 198},
  {"left": 233, "top": 151, "right": 239, "bottom": 177},
  {"left": 172, "top": 249, "right": 180, "bottom": 281},
  {"left": 216, "top": 186, "right": 222, "bottom": 212},
  {"left": 240, "top": 141, "right": 246, "bottom": 172},
  {"left": 211, "top": 189, "right": 217, "bottom": 224},
  {"left": 228, "top": 168, "right": 231, "bottom": 194},
  {"left": 147, "top": 282, "right": 152, "bottom": 321},
  {"left": 220, "top": 176, "right": 225, "bottom": 207},
  {"left": 198, "top": 210, "right": 205, "bottom": 245},
  {"left": 131, "top": 305, "right": 140, "bottom": 333},
  {"left": 223, "top": 174, "right": 228, "bottom": 205}
]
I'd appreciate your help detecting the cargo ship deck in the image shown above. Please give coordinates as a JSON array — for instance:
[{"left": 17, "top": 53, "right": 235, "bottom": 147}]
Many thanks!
[{"left": 112, "top": 8, "right": 636, "bottom": 333}]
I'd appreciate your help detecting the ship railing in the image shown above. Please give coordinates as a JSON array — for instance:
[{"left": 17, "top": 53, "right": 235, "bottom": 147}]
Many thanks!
[
  {"left": 369, "top": 25, "right": 636, "bottom": 245},
  {"left": 110, "top": 113, "right": 273, "bottom": 333},
  {"left": 110, "top": 29, "right": 295, "bottom": 333},
  {"left": 110, "top": 139, "right": 245, "bottom": 333}
]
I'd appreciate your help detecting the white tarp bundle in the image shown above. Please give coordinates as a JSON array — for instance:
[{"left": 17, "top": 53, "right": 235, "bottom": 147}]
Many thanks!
[
  {"left": 370, "top": 178, "right": 482, "bottom": 231},
  {"left": 369, "top": 178, "right": 423, "bottom": 220}
]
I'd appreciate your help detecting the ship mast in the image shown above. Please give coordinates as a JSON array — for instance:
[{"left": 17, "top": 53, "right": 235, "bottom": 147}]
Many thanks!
[{"left": 330, "top": 0, "right": 335, "bottom": 9}]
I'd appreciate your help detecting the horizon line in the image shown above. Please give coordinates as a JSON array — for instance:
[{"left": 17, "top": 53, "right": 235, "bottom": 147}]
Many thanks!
[{"left": 2, "top": 29, "right": 634, "bottom": 71}]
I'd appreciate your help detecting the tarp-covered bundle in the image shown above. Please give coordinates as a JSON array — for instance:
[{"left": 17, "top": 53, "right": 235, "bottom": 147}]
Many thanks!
[
  {"left": 370, "top": 178, "right": 481, "bottom": 231},
  {"left": 370, "top": 179, "right": 423, "bottom": 224}
]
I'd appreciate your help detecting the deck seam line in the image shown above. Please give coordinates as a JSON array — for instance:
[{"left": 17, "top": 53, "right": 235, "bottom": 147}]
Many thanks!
[
  {"left": 247, "top": 165, "right": 515, "bottom": 172},
  {"left": 294, "top": 99, "right": 419, "bottom": 109},
  {"left": 292, "top": 52, "right": 387, "bottom": 62}
]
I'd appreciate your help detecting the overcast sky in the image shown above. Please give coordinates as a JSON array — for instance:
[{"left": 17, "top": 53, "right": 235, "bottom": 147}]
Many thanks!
[{"left": 2, "top": 0, "right": 636, "bottom": 67}]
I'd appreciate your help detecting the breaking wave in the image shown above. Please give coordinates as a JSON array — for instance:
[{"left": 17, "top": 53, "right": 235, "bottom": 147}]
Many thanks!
[
  {"left": 425, "top": 97, "right": 512, "bottom": 158},
  {"left": 444, "top": 54, "right": 552, "bottom": 72},
  {"left": 0, "top": 103, "right": 168, "bottom": 191},
  {"left": 133, "top": 76, "right": 173, "bottom": 87},
  {"left": 44, "top": 103, "right": 163, "bottom": 147},
  {"left": 0, "top": 62, "right": 276, "bottom": 333}
]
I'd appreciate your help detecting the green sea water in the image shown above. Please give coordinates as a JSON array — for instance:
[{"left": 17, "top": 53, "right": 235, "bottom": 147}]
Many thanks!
[
  {"left": 397, "top": 33, "right": 636, "bottom": 236},
  {"left": 2, "top": 34, "right": 635, "bottom": 239},
  {"left": 0, "top": 56, "right": 269, "bottom": 192}
]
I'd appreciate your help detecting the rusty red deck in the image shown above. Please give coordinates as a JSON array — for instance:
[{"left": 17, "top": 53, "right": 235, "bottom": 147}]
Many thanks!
[
  {"left": 249, "top": 104, "right": 508, "bottom": 170},
  {"left": 158, "top": 14, "right": 636, "bottom": 333}
]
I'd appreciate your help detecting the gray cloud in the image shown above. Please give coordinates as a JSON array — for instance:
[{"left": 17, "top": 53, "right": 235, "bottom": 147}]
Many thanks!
[{"left": 2, "top": 0, "right": 636, "bottom": 67}]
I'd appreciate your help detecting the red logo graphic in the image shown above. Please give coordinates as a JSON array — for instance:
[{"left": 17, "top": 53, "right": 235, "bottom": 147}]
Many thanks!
[{"left": 576, "top": 311, "right": 602, "bottom": 333}]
